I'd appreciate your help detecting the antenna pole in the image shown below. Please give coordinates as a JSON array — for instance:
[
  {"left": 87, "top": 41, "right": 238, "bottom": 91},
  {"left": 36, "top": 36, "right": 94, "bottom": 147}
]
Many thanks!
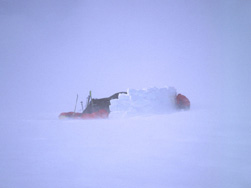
[
  {"left": 74, "top": 94, "right": 78, "bottom": 113},
  {"left": 81, "top": 101, "right": 84, "bottom": 111}
]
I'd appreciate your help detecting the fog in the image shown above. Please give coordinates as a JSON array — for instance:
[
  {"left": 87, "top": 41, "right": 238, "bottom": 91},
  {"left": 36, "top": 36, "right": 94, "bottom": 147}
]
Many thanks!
[
  {"left": 0, "top": 1, "right": 251, "bottom": 187},
  {"left": 0, "top": 0, "right": 250, "bottom": 118}
]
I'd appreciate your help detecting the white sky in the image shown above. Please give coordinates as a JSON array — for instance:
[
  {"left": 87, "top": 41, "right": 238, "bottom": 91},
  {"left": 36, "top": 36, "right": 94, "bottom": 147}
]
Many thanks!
[{"left": 0, "top": 0, "right": 250, "bottom": 117}]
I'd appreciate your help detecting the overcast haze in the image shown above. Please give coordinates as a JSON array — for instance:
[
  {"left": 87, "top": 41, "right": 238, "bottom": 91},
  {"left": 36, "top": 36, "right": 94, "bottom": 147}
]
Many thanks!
[
  {"left": 0, "top": 0, "right": 251, "bottom": 118},
  {"left": 1, "top": 1, "right": 251, "bottom": 188}
]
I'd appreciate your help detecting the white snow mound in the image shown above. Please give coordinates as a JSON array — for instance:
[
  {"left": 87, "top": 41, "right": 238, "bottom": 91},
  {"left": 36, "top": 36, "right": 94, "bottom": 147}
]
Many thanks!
[{"left": 110, "top": 87, "right": 177, "bottom": 117}]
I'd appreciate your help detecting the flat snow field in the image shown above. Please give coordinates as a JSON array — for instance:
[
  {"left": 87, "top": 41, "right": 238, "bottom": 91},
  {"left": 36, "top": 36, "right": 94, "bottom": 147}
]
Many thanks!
[{"left": 0, "top": 109, "right": 250, "bottom": 188}]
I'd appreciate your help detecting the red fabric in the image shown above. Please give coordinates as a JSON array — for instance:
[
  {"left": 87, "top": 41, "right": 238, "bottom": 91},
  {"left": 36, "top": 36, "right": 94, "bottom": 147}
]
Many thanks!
[
  {"left": 176, "top": 94, "right": 190, "bottom": 109},
  {"left": 59, "top": 109, "right": 109, "bottom": 119}
]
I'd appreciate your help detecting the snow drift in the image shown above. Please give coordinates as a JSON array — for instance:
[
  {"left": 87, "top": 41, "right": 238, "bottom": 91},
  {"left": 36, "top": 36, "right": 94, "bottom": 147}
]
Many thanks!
[{"left": 110, "top": 87, "right": 178, "bottom": 117}]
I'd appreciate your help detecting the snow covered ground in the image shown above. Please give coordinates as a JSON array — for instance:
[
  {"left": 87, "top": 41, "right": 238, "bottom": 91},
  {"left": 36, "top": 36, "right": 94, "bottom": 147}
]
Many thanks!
[{"left": 0, "top": 107, "right": 250, "bottom": 188}]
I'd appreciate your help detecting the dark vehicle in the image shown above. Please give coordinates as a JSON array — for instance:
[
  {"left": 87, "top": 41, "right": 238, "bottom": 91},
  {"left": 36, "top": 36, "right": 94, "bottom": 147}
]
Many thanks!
[
  {"left": 59, "top": 91, "right": 190, "bottom": 119},
  {"left": 59, "top": 91, "right": 127, "bottom": 119}
]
